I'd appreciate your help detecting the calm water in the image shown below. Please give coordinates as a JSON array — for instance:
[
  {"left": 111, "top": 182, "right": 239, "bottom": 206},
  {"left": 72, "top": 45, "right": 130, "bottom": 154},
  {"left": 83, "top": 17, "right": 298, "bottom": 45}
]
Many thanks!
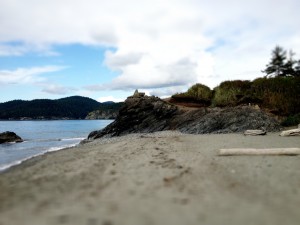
[{"left": 0, "top": 120, "right": 112, "bottom": 171}]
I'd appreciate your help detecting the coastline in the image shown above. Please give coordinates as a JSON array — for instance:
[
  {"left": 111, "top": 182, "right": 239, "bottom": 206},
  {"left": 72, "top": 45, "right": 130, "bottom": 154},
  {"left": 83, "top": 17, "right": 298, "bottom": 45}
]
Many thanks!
[
  {"left": 0, "top": 142, "right": 79, "bottom": 172},
  {"left": 0, "top": 120, "right": 113, "bottom": 172},
  {"left": 0, "top": 131, "right": 300, "bottom": 225}
]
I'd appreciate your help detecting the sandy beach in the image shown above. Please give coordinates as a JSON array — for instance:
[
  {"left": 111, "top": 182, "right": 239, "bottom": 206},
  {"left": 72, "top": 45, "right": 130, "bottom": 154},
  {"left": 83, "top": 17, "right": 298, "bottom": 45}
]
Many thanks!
[{"left": 0, "top": 131, "right": 299, "bottom": 225}]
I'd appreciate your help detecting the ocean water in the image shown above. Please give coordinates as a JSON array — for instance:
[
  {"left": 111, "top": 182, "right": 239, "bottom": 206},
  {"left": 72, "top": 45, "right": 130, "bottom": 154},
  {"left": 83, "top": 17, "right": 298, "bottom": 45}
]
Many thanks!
[{"left": 0, "top": 120, "right": 112, "bottom": 171}]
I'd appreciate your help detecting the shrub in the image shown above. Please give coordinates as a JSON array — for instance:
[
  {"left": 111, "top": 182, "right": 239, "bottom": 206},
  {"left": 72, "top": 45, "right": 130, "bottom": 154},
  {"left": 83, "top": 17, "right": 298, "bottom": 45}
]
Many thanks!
[
  {"left": 281, "top": 113, "right": 300, "bottom": 127},
  {"left": 172, "top": 83, "right": 212, "bottom": 106},
  {"left": 212, "top": 80, "right": 252, "bottom": 106},
  {"left": 171, "top": 77, "right": 300, "bottom": 117},
  {"left": 252, "top": 76, "right": 300, "bottom": 115},
  {"left": 186, "top": 83, "right": 212, "bottom": 101}
]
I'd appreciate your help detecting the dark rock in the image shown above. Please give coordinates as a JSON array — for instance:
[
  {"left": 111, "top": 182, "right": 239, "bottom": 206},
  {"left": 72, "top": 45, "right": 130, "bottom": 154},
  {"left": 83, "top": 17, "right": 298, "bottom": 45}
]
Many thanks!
[
  {"left": 0, "top": 131, "right": 23, "bottom": 144},
  {"left": 88, "top": 96, "right": 178, "bottom": 139},
  {"left": 87, "top": 96, "right": 281, "bottom": 140},
  {"left": 175, "top": 107, "right": 281, "bottom": 134}
]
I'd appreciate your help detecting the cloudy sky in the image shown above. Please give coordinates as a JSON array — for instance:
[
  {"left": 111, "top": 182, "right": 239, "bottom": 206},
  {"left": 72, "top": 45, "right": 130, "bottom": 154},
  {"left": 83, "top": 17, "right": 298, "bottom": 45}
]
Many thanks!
[{"left": 0, "top": 0, "right": 299, "bottom": 102}]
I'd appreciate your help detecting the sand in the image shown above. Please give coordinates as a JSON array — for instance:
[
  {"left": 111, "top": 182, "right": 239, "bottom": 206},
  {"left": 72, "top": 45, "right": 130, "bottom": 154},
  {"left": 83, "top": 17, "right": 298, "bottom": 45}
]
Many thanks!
[{"left": 0, "top": 131, "right": 300, "bottom": 225}]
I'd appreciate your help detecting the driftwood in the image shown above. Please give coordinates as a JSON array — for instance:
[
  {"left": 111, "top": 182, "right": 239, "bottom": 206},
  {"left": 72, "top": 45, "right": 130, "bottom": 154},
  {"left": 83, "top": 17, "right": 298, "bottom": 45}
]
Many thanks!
[
  {"left": 280, "top": 128, "right": 300, "bottom": 137},
  {"left": 218, "top": 148, "right": 300, "bottom": 156},
  {"left": 244, "top": 130, "right": 266, "bottom": 136}
]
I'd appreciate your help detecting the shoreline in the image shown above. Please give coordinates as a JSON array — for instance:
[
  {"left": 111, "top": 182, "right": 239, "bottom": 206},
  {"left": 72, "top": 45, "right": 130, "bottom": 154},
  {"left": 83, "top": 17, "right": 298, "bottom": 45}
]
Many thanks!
[
  {"left": 1, "top": 131, "right": 300, "bottom": 225},
  {"left": 0, "top": 141, "right": 81, "bottom": 172},
  {"left": 0, "top": 129, "right": 297, "bottom": 173},
  {"left": 1, "top": 129, "right": 298, "bottom": 173},
  {"left": 0, "top": 118, "right": 84, "bottom": 121},
  {"left": 1, "top": 131, "right": 183, "bottom": 172}
]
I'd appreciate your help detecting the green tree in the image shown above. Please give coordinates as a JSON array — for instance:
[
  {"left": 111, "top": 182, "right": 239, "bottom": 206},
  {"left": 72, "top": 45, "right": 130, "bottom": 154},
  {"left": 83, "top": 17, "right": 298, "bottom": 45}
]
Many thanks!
[
  {"left": 283, "top": 50, "right": 297, "bottom": 76},
  {"left": 295, "top": 60, "right": 300, "bottom": 77},
  {"left": 263, "top": 46, "right": 287, "bottom": 77}
]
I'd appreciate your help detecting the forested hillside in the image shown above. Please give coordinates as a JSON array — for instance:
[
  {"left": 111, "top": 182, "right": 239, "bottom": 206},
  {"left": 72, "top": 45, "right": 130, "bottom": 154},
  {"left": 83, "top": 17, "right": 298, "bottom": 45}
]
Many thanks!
[{"left": 0, "top": 96, "right": 112, "bottom": 120}]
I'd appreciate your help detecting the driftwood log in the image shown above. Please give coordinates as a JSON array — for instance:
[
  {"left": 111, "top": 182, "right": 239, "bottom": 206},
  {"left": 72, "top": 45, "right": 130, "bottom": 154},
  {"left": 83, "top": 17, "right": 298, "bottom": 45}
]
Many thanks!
[
  {"left": 218, "top": 148, "right": 300, "bottom": 156},
  {"left": 244, "top": 130, "right": 266, "bottom": 136},
  {"left": 280, "top": 128, "right": 300, "bottom": 137}
]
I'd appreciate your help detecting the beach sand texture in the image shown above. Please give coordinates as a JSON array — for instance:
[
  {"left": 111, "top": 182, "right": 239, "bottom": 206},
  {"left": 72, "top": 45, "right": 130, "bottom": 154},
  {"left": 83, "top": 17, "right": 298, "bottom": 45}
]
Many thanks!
[{"left": 0, "top": 132, "right": 300, "bottom": 225}]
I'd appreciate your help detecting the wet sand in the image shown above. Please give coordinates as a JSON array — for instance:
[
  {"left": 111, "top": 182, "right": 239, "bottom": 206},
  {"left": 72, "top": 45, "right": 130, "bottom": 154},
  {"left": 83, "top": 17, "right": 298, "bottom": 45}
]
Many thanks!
[{"left": 0, "top": 132, "right": 299, "bottom": 225}]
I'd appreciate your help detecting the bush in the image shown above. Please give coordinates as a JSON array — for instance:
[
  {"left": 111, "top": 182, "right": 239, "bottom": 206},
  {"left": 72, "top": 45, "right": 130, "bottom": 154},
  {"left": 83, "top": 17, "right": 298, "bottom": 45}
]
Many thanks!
[
  {"left": 212, "top": 80, "right": 252, "bottom": 106},
  {"left": 252, "top": 77, "right": 300, "bottom": 115},
  {"left": 281, "top": 114, "right": 300, "bottom": 127},
  {"left": 171, "top": 77, "right": 300, "bottom": 117},
  {"left": 172, "top": 83, "right": 212, "bottom": 106},
  {"left": 186, "top": 83, "right": 212, "bottom": 101}
]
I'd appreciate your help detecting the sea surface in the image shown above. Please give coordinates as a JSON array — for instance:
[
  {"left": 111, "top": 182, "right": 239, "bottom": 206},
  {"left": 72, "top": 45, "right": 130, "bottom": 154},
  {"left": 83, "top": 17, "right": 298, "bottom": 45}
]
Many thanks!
[{"left": 0, "top": 120, "right": 113, "bottom": 171}]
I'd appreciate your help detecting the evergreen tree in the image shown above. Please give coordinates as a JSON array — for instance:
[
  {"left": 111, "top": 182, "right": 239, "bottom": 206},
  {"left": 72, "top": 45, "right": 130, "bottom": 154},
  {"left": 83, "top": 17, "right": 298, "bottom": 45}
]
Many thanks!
[
  {"left": 295, "top": 60, "right": 300, "bottom": 77},
  {"left": 283, "top": 50, "right": 297, "bottom": 76},
  {"left": 263, "top": 46, "right": 287, "bottom": 77}
]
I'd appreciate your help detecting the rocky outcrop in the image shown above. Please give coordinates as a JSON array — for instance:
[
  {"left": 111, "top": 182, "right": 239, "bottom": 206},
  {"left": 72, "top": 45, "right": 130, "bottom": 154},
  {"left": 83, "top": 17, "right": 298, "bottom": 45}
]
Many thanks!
[
  {"left": 0, "top": 131, "right": 23, "bottom": 144},
  {"left": 175, "top": 107, "right": 280, "bottom": 134},
  {"left": 87, "top": 95, "right": 281, "bottom": 140},
  {"left": 88, "top": 96, "right": 178, "bottom": 139},
  {"left": 85, "top": 110, "right": 118, "bottom": 120}
]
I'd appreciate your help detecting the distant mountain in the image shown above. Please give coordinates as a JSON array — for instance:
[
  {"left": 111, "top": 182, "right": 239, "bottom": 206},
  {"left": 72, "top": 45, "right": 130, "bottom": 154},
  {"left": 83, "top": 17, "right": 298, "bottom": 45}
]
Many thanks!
[
  {"left": 0, "top": 96, "right": 121, "bottom": 120},
  {"left": 102, "top": 101, "right": 115, "bottom": 104}
]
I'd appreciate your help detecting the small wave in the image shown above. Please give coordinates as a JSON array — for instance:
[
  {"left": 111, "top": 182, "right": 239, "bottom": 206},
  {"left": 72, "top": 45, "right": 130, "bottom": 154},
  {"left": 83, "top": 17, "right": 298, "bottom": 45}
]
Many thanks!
[
  {"left": 61, "top": 137, "right": 85, "bottom": 141},
  {"left": 46, "top": 143, "right": 78, "bottom": 152},
  {"left": 0, "top": 153, "right": 40, "bottom": 172},
  {"left": 0, "top": 143, "right": 78, "bottom": 172},
  {"left": 34, "top": 138, "right": 62, "bottom": 142},
  {"left": 31, "top": 137, "right": 84, "bottom": 142}
]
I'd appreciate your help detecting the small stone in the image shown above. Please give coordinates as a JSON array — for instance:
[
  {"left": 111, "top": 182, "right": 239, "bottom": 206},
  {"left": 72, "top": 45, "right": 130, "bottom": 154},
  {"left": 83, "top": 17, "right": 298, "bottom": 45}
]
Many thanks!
[{"left": 110, "top": 170, "right": 116, "bottom": 175}]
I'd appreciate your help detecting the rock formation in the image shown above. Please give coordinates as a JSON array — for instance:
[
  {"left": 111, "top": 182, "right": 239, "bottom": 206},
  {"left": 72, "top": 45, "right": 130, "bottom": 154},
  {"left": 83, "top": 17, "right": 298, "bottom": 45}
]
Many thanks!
[
  {"left": 87, "top": 95, "right": 281, "bottom": 140},
  {"left": 132, "top": 89, "right": 145, "bottom": 98},
  {"left": 0, "top": 131, "right": 23, "bottom": 144},
  {"left": 88, "top": 96, "right": 178, "bottom": 139},
  {"left": 85, "top": 110, "right": 118, "bottom": 120}
]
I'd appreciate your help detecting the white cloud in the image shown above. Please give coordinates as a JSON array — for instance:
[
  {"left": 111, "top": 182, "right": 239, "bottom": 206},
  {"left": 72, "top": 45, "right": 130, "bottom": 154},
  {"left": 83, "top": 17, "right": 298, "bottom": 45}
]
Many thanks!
[
  {"left": 0, "top": 43, "right": 59, "bottom": 56},
  {"left": 0, "top": 43, "right": 29, "bottom": 56},
  {"left": 1, "top": 0, "right": 300, "bottom": 96},
  {"left": 149, "top": 86, "right": 188, "bottom": 98},
  {"left": 105, "top": 51, "right": 144, "bottom": 70},
  {"left": 0, "top": 66, "right": 66, "bottom": 85},
  {"left": 41, "top": 84, "right": 77, "bottom": 95},
  {"left": 97, "top": 96, "right": 125, "bottom": 103}
]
